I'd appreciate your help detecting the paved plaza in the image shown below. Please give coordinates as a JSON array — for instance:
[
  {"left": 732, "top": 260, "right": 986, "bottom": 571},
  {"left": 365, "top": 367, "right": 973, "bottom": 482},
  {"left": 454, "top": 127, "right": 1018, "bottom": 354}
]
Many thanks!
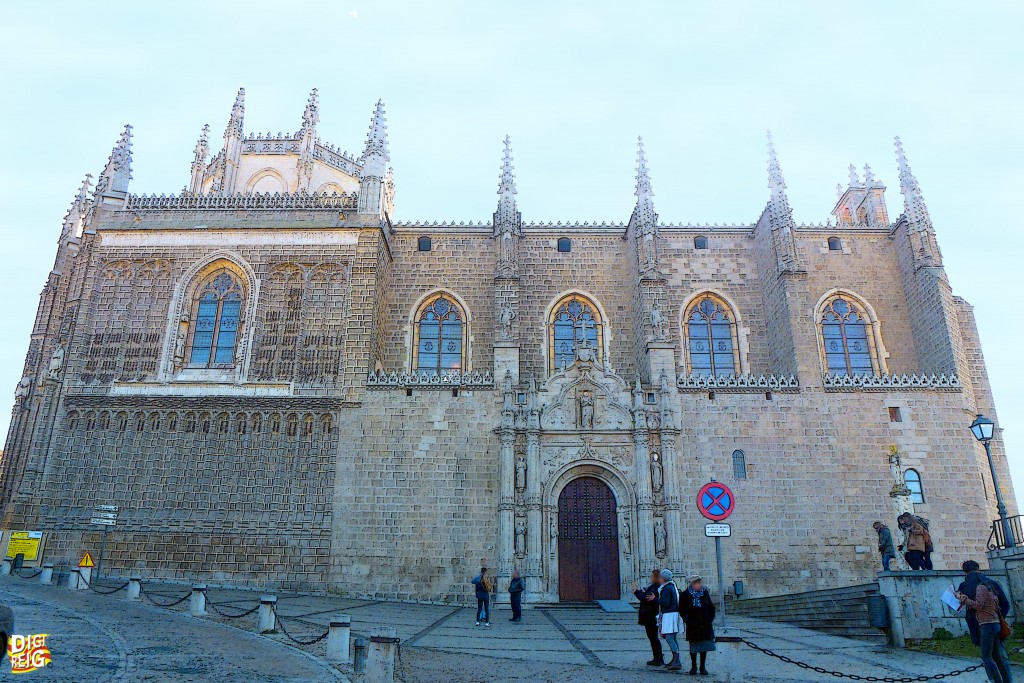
[{"left": 0, "top": 576, "right": 1011, "bottom": 682}]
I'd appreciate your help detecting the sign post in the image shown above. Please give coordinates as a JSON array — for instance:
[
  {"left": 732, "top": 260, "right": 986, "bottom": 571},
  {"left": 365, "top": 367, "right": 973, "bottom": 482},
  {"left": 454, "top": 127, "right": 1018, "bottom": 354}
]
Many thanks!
[
  {"left": 697, "top": 480, "right": 735, "bottom": 626},
  {"left": 91, "top": 505, "right": 117, "bottom": 578}
]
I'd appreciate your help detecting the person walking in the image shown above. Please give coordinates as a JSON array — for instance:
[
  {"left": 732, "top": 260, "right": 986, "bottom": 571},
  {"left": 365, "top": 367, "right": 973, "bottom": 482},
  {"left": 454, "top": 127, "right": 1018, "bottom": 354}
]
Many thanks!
[
  {"left": 959, "top": 561, "right": 1011, "bottom": 661},
  {"left": 956, "top": 579, "right": 1014, "bottom": 682},
  {"left": 898, "top": 513, "right": 928, "bottom": 570},
  {"left": 679, "top": 575, "right": 717, "bottom": 676},
  {"left": 657, "top": 569, "right": 683, "bottom": 671},
  {"left": 632, "top": 571, "right": 664, "bottom": 667},
  {"left": 508, "top": 569, "right": 525, "bottom": 623},
  {"left": 873, "top": 522, "right": 897, "bottom": 571},
  {"left": 471, "top": 567, "right": 492, "bottom": 626}
]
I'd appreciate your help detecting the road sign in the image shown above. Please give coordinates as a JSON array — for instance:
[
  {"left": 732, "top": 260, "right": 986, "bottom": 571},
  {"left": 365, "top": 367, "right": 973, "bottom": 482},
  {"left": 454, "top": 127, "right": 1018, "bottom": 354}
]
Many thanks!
[
  {"left": 92, "top": 512, "right": 117, "bottom": 520},
  {"left": 705, "top": 523, "right": 731, "bottom": 537},
  {"left": 697, "top": 481, "right": 735, "bottom": 521},
  {"left": 78, "top": 552, "right": 95, "bottom": 568},
  {"left": 89, "top": 518, "right": 115, "bottom": 526},
  {"left": 5, "top": 531, "right": 43, "bottom": 562},
  {"left": 94, "top": 505, "right": 118, "bottom": 512}
]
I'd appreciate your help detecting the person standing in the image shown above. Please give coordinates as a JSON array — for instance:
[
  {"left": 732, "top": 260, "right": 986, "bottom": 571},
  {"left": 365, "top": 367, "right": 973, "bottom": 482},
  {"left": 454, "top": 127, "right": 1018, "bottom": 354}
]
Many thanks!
[
  {"left": 679, "top": 575, "right": 717, "bottom": 676},
  {"left": 657, "top": 569, "right": 682, "bottom": 671},
  {"left": 632, "top": 571, "right": 664, "bottom": 667},
  {"left": 508, "top": 569, "right": 525, "bottom": 623},
  {"left": 898, "top": 513, "right": 927, "bottom": 570},
  {"left": 873, "top": 522, "right": 897, "bottom": 571},
  {"left": 959, "top": 561, "right": 1010, "bottom": 658},
  {"left": 471, "top": 567, "right": 492, "bottom": 627},
  {"left": 956, "top": 580, "right": 1014, "bottom": 682}
]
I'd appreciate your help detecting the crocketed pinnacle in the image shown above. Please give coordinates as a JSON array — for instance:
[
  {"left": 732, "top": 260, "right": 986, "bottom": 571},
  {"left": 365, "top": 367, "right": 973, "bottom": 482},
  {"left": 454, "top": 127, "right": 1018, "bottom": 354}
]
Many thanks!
[
  {"left": 634, "top": 136, "right": 656, "bottom": 226},
  {"left": 495, "top": 135, "right": 517, "bottom": 226},
  {"left": 97, "top": 124, "right": 133, "bottom": 196},
  {"left": 895, "top": 136, "right": 932, "bottom": 230},
  {"left": 300, "top": 88, "right": 320, "bottom": 135},
  {"left": 224, "top": 87, "right": 245, "bottom": 139}
]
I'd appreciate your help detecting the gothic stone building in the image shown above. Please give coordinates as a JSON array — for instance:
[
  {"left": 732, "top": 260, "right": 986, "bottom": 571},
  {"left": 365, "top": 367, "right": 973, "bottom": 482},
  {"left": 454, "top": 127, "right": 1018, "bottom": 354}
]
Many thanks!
[{"left": 0, "top": 88, "right": 1014, "bottom": 603}]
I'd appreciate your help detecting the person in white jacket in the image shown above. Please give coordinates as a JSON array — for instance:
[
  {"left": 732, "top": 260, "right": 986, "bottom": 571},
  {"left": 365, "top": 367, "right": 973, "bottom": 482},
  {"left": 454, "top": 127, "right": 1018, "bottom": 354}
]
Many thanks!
[{"left": 657, "top": 569, "right": 682, "bottom": 671}]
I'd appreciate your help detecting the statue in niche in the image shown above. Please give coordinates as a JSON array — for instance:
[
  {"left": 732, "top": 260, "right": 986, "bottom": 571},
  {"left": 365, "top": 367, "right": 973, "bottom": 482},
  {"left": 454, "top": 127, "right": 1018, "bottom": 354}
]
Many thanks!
[
  {"left": 650, "top": 302, "right": 668, "bottom": 341},
  {"left": 654, "top": 518, "right": 667, "bottom": 558},
  {"left": 497, "top": 302, "right": 516, "bottom": 341},
  {"left": 651, "top": 453, "right": 664, "bottom": 493},
  {"left": 47, "top": 344, "right": 65, "bottom": 380},
  {"left": 578, "top": 391, "right": 595, "bottom": 429},
  {"left": 515, "top": 518, "right": 527, "bottom": 557},
  {"left": 173, "top": 322, "right": 188, "bottom": 363},
  {"left": 515, "top": 455, "right": 526, "bottom": 492},
  {"left": 14, "top": 375, "right": 33, "bottom": 405},
  {"left": 498, "top": 232, "right": 516, "bottom": 276},
  {"left": 621, "top": 521, "right": 632, "bottom": 554},
  {"left": 549, "top": 513, "right": 559, "bottom": 554}
]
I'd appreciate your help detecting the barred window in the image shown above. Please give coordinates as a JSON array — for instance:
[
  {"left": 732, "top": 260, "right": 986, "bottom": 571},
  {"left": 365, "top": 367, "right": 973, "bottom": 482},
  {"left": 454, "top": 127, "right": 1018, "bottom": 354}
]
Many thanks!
[
  {"left": 187, "top": 268, "right": 245, "bottom": 368},
  {"left": 905, "top": 469, "right": 925, "bottom": 504},
  {"left": 732, "top": 450, "right": 748, "bottom": 479},
  {"left": 549, "top": 294, "right": 603, "bottom": 372},
  {"left": 685, "top": 294, "right": 739, "bottom": 378},
  {"left": 820, "top": 295, "right": 876, "bottom": 376},
  {"left": 414, "top": 293, "right": 465, "bottom": 373}
]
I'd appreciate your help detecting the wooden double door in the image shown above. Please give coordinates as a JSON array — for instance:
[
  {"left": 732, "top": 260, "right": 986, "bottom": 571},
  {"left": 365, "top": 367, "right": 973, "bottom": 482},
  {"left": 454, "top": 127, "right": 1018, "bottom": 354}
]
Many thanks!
[{"left": 557, "top": 477, "right": 621, "bottom": 602}]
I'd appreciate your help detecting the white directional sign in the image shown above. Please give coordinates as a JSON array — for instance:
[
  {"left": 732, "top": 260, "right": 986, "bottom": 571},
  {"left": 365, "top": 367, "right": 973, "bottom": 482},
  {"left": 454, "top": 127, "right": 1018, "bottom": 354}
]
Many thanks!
[
  {"left": 92, "top": 512, "right": 116, "bottom": 520},
  {"left": 705, "top": 523, "right": 731, "bottom": 538},
  {"left": 94, "top": 505, "right": 119, "bottom": 512},
  {"left": 89, "top": 517, "right": 116, "bottom": 526},
  {"left": 91, "top": 505, "right": 118, "bottom": 527}
]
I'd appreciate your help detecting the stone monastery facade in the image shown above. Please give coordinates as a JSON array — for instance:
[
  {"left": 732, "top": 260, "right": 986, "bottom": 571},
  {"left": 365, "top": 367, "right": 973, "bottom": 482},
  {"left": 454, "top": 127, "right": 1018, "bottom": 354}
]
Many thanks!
[{"left": 0, "top": 87, "right": 1014, "bottom": 602}]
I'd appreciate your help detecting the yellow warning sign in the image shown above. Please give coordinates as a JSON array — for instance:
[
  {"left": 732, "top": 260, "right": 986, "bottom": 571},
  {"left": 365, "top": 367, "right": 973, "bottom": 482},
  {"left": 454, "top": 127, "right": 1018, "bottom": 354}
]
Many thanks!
[
  {"left": 5, "top": 531, "right": 43, "bottom": 562},
  {"left": 78, "top": 551, "right": 95, "bottom": 568}
]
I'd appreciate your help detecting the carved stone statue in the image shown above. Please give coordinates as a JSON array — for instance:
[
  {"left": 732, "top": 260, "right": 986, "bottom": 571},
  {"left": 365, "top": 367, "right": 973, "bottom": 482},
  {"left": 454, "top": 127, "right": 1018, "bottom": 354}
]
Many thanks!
[
  {"left": 578, "top": 391, "right": 595, "bottom": 429},
  {"left": 515, "top": 518, "right": 527, "bottom": 557},
  {"left": 14, "top": 375, "right": 33, "bottom": 404},
  {"left": 515, "top": 456, "right": 526, "bottom": 492},
  {"left": 621, "top": 521, "right": 632, "bottom": 554},
  {"left": 497, "top": 302, "right": 517, "bottom": 341},
  {"left": 646, "top": 410, "right": 660, "bottom": 430},
  {"left": 651, "top": 454, "right": 664, "bottom": 493},
  {"left": 47, "top": 344, "right": 65, "bottom": 380},
  {"left": 649, "top": 302, "right": 667, "bottom": 341},
  {"left": 654, "top": 518, "right": 667, "bottom": 558},
  {"left": 173, "top": 324, "right": 188, "bottom": 362}
]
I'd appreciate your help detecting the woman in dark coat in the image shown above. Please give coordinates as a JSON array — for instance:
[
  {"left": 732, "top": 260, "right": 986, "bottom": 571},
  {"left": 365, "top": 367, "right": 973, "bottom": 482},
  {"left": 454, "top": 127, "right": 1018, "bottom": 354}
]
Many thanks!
[{"left": 679, "top": 575, "right": 716, "bottom": 676}]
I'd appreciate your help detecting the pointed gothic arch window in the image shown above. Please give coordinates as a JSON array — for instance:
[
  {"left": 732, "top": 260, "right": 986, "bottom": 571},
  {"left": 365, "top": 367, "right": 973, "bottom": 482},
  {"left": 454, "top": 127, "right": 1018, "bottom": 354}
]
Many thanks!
[
  {"left": 684, "top": 294, "right": 740, "bottom": 378},
  {"left": 905, "top": 468, "right": 925, "bottom": 504},
  {"left": 548, "top": 294, "right": 603, "bottom": 372},
  {"left": 413, "top": 293, "right": 466, "bottom": 374},
  {"left": 819, "top": 293, "right": 879, "bottom": 376},
  {"left": 186, "top": 267, "right": 245, "bottom": 368}
]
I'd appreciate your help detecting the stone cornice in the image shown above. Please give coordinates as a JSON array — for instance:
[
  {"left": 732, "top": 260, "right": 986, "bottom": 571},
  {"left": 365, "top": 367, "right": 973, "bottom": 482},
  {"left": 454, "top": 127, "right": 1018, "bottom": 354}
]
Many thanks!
[
  {"left": 366, "top": 370, "right": 495, "bottom": 390},
  {"left": 822, "top": 373, "right": 961, "bottom": 392},
  {"left": 677, "top": 374, "right": 800, "bottom": 393}
]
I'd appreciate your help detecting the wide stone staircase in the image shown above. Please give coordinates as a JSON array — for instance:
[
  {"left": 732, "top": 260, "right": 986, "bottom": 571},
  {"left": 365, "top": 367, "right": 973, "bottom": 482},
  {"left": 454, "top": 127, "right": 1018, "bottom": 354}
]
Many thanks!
[{"left": 728, "top": 583, "right": 888, "bottom": 644}]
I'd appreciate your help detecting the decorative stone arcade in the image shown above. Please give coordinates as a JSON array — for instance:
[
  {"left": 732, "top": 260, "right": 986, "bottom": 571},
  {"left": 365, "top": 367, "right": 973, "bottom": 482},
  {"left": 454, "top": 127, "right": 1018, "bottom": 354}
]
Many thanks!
[{"left": 496, "top": 344, "right": 682, "bottom": 603}]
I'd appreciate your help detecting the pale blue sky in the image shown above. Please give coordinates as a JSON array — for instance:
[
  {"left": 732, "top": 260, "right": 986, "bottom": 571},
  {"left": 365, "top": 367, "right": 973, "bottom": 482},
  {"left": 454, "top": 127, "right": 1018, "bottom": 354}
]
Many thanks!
[{"left": 1, "top": 1, "right": 1022, "bottom": 504}]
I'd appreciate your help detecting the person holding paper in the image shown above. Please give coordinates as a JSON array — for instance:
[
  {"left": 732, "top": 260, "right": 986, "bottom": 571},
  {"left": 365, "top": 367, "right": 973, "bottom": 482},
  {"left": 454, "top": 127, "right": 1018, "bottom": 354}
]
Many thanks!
[{"left": 956, "top": 582, "right": 1013, "bottom": 683}]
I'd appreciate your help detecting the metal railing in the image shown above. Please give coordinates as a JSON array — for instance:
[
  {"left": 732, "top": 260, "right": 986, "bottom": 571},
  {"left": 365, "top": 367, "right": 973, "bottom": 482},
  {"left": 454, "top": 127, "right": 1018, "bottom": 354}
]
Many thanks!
[{"left": 987, "top": 514, "right": 1024, "bottom": 550}]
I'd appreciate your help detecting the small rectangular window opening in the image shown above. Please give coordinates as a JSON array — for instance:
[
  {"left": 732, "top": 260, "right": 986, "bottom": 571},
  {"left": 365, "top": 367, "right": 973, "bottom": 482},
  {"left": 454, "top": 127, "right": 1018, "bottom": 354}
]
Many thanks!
[
  {"left": 405, "top": 388, "right": 413, "bottom": 397},
  {"left": 889, "top": 407, "right": 903, "bottom": 422},
  {"left": 646, "top": 392, "right": 657, "bottom": 404}
]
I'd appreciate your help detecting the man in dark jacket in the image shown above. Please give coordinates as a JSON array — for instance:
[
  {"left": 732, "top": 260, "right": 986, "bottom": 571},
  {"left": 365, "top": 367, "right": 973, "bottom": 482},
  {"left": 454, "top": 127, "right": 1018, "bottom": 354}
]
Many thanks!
[
  {"left": 958, "top": 560, "right": 1010, "bottom": 646},
  {"left": 632, "top": 570, "right": 663, "bottom": 666},
  {"left": 874, "top": 522, "right": 897, "bottom": 571},
  {"left": 508, "top": 569, "right": 525, "bottom": 623}
]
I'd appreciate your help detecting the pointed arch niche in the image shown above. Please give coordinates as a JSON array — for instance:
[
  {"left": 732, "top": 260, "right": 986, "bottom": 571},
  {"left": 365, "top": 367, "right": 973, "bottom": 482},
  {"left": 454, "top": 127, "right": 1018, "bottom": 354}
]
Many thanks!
[{"left": 159, "top": 253, "right": 260, "bottom": 383}]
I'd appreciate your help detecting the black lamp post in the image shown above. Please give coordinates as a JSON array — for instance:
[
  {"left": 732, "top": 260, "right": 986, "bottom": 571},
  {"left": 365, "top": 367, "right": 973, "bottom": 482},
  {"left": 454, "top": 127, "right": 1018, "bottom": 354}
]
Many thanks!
[{"left": 971, "top": 414, "right": 1016, "bottom": 548}]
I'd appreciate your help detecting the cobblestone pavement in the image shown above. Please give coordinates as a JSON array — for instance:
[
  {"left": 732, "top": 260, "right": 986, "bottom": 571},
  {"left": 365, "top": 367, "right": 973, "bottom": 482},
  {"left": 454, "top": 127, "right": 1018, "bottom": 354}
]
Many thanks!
[{"left": 0, "top": 574, "right": 1011, "bottom": 682}]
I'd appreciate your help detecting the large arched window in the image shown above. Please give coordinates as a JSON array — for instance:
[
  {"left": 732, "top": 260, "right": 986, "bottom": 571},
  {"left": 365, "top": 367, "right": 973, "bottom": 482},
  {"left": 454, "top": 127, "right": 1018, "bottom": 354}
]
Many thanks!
[
  {"left": 819, "top": 294, "right": 876, "bottom": 376},
  {"left": 684, "top": 294, "right": 739, "bottom": 378},
  {"left": 905, "top": 469, "right": 925, "bottom": 504},
  {"left": 413, "top": 293, "right": 465, "bottom": 373},
  {"left": 549, "top": 294, "right": 603, "bottom": 372},
  {"left": 187, "top": 268, "right": 245, "bottom": 368}
]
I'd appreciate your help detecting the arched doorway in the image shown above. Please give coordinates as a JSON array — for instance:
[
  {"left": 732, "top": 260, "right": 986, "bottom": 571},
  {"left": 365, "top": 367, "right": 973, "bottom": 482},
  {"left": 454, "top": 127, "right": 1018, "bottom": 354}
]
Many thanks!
[{"left": 558, "top": 477, "right": 620, "bottom": 601}]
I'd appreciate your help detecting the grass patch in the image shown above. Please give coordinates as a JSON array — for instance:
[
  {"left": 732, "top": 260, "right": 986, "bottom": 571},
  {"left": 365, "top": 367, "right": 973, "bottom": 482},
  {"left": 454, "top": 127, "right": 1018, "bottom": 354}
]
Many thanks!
[{"left": 908, "top": 624, "right": 1024, "bottom": 665}]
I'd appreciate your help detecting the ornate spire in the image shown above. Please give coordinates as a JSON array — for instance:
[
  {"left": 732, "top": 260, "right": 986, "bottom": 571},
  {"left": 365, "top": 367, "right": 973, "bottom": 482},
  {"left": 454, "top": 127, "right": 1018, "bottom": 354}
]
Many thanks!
[
  {"left": 495, "top": 135, "right": 518, "bottom": 228},
  {"left": 189, "top": 124, "right": 210, "bottom": 193},
  {"left": 62, "top": 173, "right": 93, "bottom": 238},
  {"left": 895, "top": 136, "right": 941, "bottom": 266},
  {"left": 296, "top": 88, "right": 319, "bottom": 192},
  {"left": 765, "top": 130, "right": 801, "bottom": 272},
  {"left": 863, "top": 163, "right": 875, "bottom": 185},
  {"left": 224, "top": 87, "right": 245, "bottom": 140},
  {"left": 95, "top": 124, "right": 133, "bottom": 200},
  {"left": 634, "top": 136, "right": 657, "bottom": 226},
  {"left": 194, "top": 124, "right": 210, "bottom": 160},
  {"left": 360, "top": 99, "right": 390, "bottom": 177},
  {"left": 848, "top": 163, "right": 861, "bottom": 187}
]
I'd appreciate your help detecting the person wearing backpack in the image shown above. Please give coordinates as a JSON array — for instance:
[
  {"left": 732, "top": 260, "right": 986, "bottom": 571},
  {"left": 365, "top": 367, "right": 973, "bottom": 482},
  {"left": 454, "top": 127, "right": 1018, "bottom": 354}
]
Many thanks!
[
  {"left": 471, "top": 567, "right": 493, "bottom": 627},
  {"left": 956, "top": 576, "right": 1014, "bottom": 682},
  {"left": 959, "top": 561, "right": 1011, "bottom": 646}
]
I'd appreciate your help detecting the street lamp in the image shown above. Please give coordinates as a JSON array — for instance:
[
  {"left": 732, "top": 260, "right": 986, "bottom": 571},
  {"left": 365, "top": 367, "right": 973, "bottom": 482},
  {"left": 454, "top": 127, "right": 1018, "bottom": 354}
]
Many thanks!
[{"left": 970, "top": 414, "right": 1015, "bottom": 547}]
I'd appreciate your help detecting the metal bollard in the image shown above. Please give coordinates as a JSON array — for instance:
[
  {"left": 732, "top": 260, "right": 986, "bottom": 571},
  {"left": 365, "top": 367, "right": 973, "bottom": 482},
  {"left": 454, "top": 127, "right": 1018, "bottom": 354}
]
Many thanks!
[
  {"left": 257, "top": 595, "right": 277, "bottom": 633},
  {"left": 126, "top": 576, "right": 142, "bottom": 601},
  {"left": 77, "top": 566, "right": 91, "bottom": 590},
  {"left": 366, "top": 626, "right": 400, "bottom": 683},
  {"left": 0, "top": 558, "right": 11, "bottom": 576},
  {"left": 353, "top": 638, "right": 367, "bottom": 674},
  {"left": 190, "top": 585, "right": 208, "bottom": 617},
  {"left": 68, "top": 568, "right": 81, "bottom": 590},
  {"left": 39, "top": 564, "right": 54, "bottom": 585},
  {"left": 326, "top": 614, "right": 351, "bottom": 663}
]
